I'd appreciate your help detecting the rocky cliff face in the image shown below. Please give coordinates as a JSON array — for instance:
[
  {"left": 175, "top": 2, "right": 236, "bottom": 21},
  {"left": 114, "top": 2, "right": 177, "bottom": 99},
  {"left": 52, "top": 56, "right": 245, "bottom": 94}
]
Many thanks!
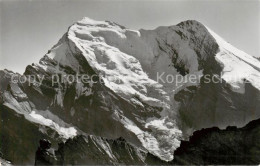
[
  {"left": 172, "top": 118, "right": 260, "bottom": 165},
  {"left": 35, "top": 117, "right": 260, "bottom": 165},
  {"left": 35, "top": 136, "right": 164, "bottom": 165},
  {"left": 1, "top": 17, "right": 260, "bottom": 164}
]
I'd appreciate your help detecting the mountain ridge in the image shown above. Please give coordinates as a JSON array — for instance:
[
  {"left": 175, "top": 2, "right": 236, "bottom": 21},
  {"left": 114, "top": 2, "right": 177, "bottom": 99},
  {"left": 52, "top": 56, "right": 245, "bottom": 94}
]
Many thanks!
[{"left": 1, "top": 17, "right": 260, "bottom": 164}]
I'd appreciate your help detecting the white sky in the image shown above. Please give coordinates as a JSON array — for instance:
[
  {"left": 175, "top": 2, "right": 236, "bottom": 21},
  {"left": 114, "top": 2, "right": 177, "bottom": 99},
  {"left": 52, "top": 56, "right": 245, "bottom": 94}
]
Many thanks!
[{"left": 0, "top": 0, "right": 259, "bottom": 74}]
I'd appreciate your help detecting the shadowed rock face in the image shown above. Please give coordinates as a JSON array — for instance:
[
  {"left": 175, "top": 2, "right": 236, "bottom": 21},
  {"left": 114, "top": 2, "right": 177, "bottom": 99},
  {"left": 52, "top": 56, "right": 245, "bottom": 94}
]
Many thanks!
[
  {"left": 171, "top": 118, "right": 260, "bottom": 165},
  {"left": 35, "top": 117, "right": 260, "bottom": 165},
  {"left": 0, "top": 104, "right": 61, "bottom": 164},
  {"left": 175, "top": 76, "right": 260, "bottom": 136},
  {"left": 35, "top": 139, "right": 54, "bottom": 165},
  {"left": 35, "top": 135, "right": 166, "bottom": 165}
]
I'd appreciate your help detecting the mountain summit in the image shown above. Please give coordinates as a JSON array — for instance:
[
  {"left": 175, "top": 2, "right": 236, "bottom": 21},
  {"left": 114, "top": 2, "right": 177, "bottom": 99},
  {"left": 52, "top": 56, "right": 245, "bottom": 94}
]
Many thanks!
[{"left": 1, "top": 17, "right": 260, "bottom": 164}]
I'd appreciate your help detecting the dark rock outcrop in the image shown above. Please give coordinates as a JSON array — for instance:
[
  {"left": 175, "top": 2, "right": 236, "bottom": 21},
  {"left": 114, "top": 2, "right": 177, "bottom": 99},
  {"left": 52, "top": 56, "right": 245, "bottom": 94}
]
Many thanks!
[
  {"left": 172, "top": 118, "right": 260, "bottom": 165},
  {"left": 35, "top": 117, "right": 260, "bottom": 165},
  {"left": 35, "top": 135, "right": 166, "bottom": 165},
  {"left": 35, "top": 139, "right": 56, "bottom": 165}
]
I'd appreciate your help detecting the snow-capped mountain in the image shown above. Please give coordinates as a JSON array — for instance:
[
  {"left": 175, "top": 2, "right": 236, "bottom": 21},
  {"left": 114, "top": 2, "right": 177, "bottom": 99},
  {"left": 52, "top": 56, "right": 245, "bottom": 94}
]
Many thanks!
[{"left": 1, "top": 17, "right": 260, "bottom": 164}]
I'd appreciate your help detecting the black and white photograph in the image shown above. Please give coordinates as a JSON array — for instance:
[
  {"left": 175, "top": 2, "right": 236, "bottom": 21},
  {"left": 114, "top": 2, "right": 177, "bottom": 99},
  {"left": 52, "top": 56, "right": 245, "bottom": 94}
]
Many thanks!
[{"left": 0, "top": 0, "right": 260, "bottom": 165}]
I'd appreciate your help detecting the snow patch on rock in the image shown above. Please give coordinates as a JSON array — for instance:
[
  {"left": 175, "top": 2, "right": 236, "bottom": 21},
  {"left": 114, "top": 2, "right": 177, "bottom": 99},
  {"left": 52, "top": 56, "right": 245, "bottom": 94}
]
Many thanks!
[
  {"left": 29, "top": 111, "right": 77, "bottom": 139},
  {"left": 207, "top": 27, "right": 260, "bottom": 93}
]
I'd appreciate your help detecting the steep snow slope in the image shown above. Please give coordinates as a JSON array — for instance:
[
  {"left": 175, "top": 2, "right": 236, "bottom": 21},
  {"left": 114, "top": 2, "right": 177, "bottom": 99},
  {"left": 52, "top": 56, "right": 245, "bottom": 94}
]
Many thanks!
[
  {"left": 207, "top": 27, "right": 260, "bottom": 93},
  {"left": 1, "top": 17, "right": 260, "bottom": 163},
  {"left": 63, "top": 17, "right": 260, "bottom": 159},
  {"left": 68, "top": 17, "right": 170, "bottom": 107},
  {"left": 54, "top": 17, "right": 184, "bottom": 161}
]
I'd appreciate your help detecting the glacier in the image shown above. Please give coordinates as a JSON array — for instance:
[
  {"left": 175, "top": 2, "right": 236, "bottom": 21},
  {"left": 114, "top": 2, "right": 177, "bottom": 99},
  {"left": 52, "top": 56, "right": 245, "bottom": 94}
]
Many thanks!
[{"left": 1, "top": 17, "right": 260, "bottom": 163}]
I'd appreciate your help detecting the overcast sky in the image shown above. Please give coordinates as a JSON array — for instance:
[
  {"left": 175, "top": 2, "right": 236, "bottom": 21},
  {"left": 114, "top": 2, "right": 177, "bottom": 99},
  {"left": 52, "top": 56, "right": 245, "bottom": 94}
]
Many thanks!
[{"left": 1, "top": 0, "right": 259, "bottom": 74}]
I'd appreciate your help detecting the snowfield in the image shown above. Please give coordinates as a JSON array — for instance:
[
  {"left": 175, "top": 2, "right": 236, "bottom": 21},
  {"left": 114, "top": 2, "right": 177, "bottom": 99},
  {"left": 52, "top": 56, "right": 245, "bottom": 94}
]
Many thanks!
[
  {"left": 207, "top": 27, "right": 260, "bottom": 93},
  {"left": 2, "top": 17, "right": 260, "bottom": 162}
]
